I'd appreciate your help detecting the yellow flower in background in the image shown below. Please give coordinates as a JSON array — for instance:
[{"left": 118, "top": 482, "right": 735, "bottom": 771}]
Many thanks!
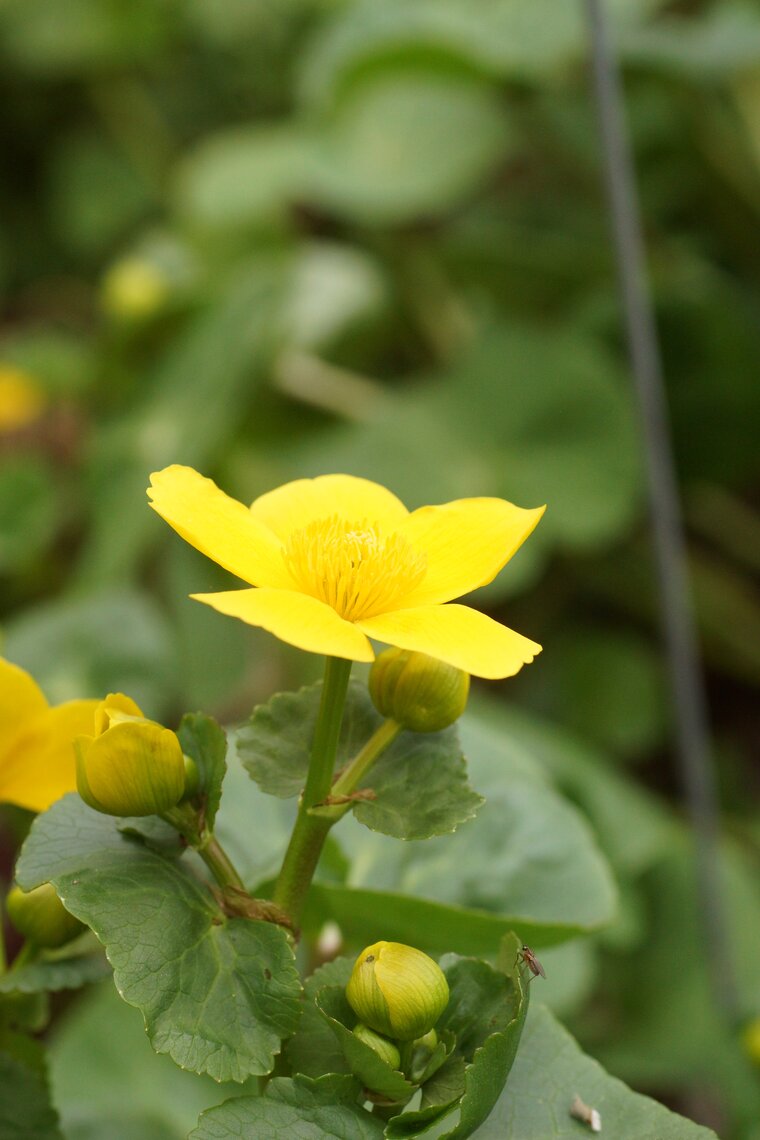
[
  {"left": 0, "top": 366, "right": 47, "bottom": 433},
  {"left": 148, "top": 466, "right": 544, "bottom": 679},
  {"left": 0, "top": 659, "right": 99, "bottom": 813}
]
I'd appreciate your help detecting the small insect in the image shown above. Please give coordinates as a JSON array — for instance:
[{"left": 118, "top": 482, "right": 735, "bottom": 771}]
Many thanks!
[{"left": 517, "top": 944, "right": 546, "bottom": 981}]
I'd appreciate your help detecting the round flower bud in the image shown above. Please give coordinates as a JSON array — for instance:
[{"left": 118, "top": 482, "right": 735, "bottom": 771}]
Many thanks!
[
  {"left": 346, "top": 941, "right": 449, "bottom": 1042},
  {"left": 369, "top": 649, "right": 469, "bottom": 733},
  {"left": 352, "top": 1023, "right": 401, "bottom": 1070},
  {"left": 75, "top": 694, "right": 185, "bottom": 817},
  {"left": 6, "top": 883, "right": 83, "bottom": 949}
]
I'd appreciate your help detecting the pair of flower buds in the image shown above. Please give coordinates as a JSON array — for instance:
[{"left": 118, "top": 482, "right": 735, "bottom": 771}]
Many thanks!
[
  {"left": 76, "top": 648, "right": 470, "bottom": 821},
  {"left": 347, "top": 940, "right": 450, "bottom": 1072}
]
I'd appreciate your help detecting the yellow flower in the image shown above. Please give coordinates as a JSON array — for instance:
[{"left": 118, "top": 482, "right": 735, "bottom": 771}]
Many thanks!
[
  {"left": 0, "top": 659, "right": 99, "bottom": 813},
  {"left": 147, "top": 467, "right": 544, "bottom": 679},
  {"left": 0, "top": 366, "right": 47, "bottom": 433}
]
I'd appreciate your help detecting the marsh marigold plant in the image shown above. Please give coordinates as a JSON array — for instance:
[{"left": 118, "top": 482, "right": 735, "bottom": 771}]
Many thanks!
[{"left": 147, "top": 466, "right": 544, "bottom": 678}]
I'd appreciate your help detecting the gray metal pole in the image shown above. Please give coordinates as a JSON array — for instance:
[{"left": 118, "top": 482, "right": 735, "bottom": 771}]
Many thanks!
[{"left": 583, "top": 0, "right": 736, "bottom": 1017}]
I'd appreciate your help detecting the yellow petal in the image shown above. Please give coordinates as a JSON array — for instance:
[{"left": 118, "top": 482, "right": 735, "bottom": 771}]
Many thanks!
[
  {"left": 357, "top": 604, "right": 541, "bottom": 680},
  {"left": 0, "top": 699, "right": 99, "bottom": 813},
  {"left": 0, "top": 659, "right": 48, "bottom": 748},
  {"left": 191, "top": 588, "right": 375, "bottom": 662},
  {"left": 148, "top": 466, "right": 292, "bottom": 588},
  {"left": 249, "top": 474, "right": 409, "bottom": 541},
  {"left": 396, "top": 499, "right": 545, "bottom": 607},
  {"left": 94, "top": 692, "right": 144, "bottom": 736}
]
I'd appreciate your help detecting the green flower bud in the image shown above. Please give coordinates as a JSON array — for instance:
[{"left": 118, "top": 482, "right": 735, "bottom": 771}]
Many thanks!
[
  {"left": 400, "top": 1027, "right": 438, "bottom": 1074},
  {"left": 346, "top": 941, "right": 449, "bottom": 1041},
  {"left": 181, "top": 754, "right": 201, "bottom": 801},
  {"left": 75, "top": 693, "right": 185, "bottom": 817},
  {"left": 352, "top": 1023, "right": 401, "bottom": 1070},
  {"left": 6, "top": 883, "right": 83, "bottom": 949},
  {"left": 369, "top": 649, "right": 469, "bottom": 733}
]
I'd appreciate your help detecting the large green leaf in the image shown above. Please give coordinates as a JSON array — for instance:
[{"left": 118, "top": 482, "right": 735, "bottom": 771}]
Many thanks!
[
  {"left": 298, "top": 0, "right": 657, "bottom": 106},
  {"left": 318, "top": 728, "right": 617, "bottom": 950},
  {"left": 238, "top": 681, "right": 481, "bottom": 840},
  {"left": 2, "top": 589, "right": 175, "bottom": 713},
  {"left": 49, "top": 982, "right": 261, "bottom": 1140},
  {"left": 0, "top": 1029, "right": 62, "bottom": 1139},
  {"left": 189, "top": 1074, "right": 384, "bottom": 1139},
  {"left": 307, "top": 70, "right": 509, "bottom": 224},
  {"left": 433, "top": 323, "right": 642, "bottom": 550},
  {"left": 0, "top": 952, "right": 110, "bottom": 995},
  {"left": 472, "top": 1004, "right": 718, "bottom": 1138},
  {"left": 16, "top": 796, "right": 301, "bottom": 1082},
  {"left": 285, "top": 958, "right": 354, "bottom": 1081},
  {"left": 175, "top": 124, "right": 313, "bottom": 230},
  {"left": 462, "top": 699, "right": 677, "bottom": 880},
  {"left": 302, "top": 883, "right": 598, "bottom": 958}
]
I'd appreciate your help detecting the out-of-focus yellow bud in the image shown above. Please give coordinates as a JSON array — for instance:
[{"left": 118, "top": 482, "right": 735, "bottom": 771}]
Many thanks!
[
  {"left": 75, "top": 693, "right": 185, "bottom": 817},
  {"left": 351, "top": 1022, "right": 401, "bottom": 1069},
  {"left": 346, "top": 941, "right": 449, "bottom": 1042},
  {"left": 0, "top": 366, "right": 47, "bottom": 433},
  {"left": 742, "top": 1016, "right": 760, "bottom": 1067},
  {"left": 6, "top": 882, "right": 83, "bottom": 949},
  {"left": 101, "top": 258, "right": 169, "bottom": 321},
  {"left": 369, "top": 649, "right": 469, "bottom": 733}
]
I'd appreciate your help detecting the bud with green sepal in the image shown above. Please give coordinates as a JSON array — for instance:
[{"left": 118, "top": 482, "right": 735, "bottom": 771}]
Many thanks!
[
  {"left": 75, "top": 693, "right": 186, "bottom": 817},
  {"left": 6, "top": 883, "right": 83, "bottom": 949},
  {"left": 352, "top": 1022, "right": 401, "bottom": 1070},
  {"left": 346, "top": 940, "right": 449, "bottom": 1041},
  {"left": 181, "top": 754, "right": 201, "bottom": 801},
  {"left": 369, "top": 648, "right": 469, "bottom": 733}
]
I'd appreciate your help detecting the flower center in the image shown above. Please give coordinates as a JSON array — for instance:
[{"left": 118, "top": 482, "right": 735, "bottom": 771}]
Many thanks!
[{"left": 283, "top": 515, "right": 427, "bottom": 621}]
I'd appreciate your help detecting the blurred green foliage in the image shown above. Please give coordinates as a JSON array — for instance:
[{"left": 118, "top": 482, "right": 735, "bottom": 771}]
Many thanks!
[{"left": 2, "top": 0, "right": 760, "bottom": 1135}]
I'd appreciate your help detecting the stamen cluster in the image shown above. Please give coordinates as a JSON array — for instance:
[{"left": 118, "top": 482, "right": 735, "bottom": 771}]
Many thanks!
[{"left": 283, "top": 515, "right": 427, "bottom": 621}]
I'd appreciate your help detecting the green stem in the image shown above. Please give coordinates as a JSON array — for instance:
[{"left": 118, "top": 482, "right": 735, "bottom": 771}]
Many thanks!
[
  {"left": 9, "top": 942, "right": 37, "bottom": 972},
  {"left": 198, "top": 835, "right": 246, "bottom": 892},
  {"left": 162, "top": 803, "right": 246, "bottom": 892},
  {"left": 272, "top": 656, "right": 352, "bottom": 926},
  {"left": 322, "top": 719, "right": 402, "bottom": 822}
]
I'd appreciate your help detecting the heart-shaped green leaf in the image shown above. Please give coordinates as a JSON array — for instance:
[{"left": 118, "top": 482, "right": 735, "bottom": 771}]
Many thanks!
[
  {"left": 16, "top": 795, "right": 301, "bottom": 1082},
  {"left": 238, "top": 681, "right": 481, "bottom": 839}
]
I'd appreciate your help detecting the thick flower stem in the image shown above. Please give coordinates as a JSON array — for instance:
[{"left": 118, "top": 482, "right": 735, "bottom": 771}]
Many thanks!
[{"left": 272, "top": 656, "right": 352, "bottom": 927}]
